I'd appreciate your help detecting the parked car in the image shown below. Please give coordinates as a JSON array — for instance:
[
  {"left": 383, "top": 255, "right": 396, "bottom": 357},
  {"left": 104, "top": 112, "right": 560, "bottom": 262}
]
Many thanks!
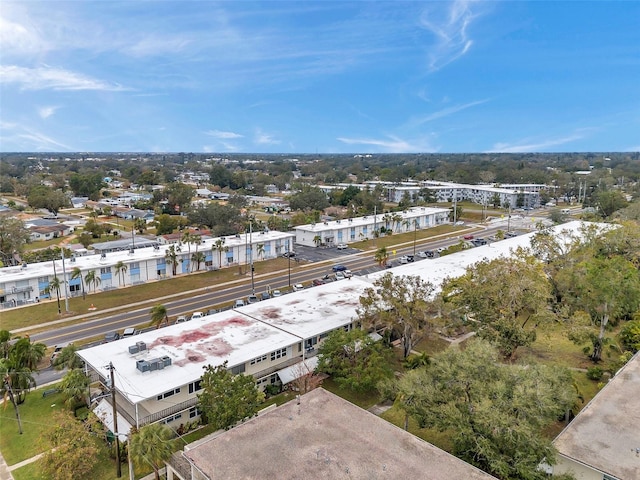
[
  {"left": 50, "top": 344, "right": 67, "bottom": 364},
  {"left": 505, "top": 231, "right": 518, "bottom": 237},
  {"left": 104, "top": 331, "right": 120, "bottom": 343},
  {"left": 343, "top": 269, "right": 353, "bottom": 278},
  {"left": 332, "top": 264, "right": 347, "bottom": 272},
  {"left": 282, "top": 251, "right": 296, "bottom": 258},
  {"left": 206, "top": 308, "right": 220, "bottom": 315},
  {"left": 335, "top": 271, "right": 345, "bottom": 280},
  {"left": 336, "top": 243, "right": 348, "bottom": 250},
  {"left": 191, "top": 311, "right": 204, "bottom": 320},
  {"left": 293, "top": 283, "right": 305, "bottom": 291},
  {"left": 463, "top": 234, "right": 474, "bottom": 240},
  {"left": 272, "top": 289, "right": 282, "bottom": 297},
  {"left": 406, "top": 254, "right": 414, "bottom": 262},
  {"left": 322, "top": 274, "right": 337, "bottom": 282},
  {"left": 260, "top": 292, "right": 271, "bottom": 301},
  {"left": 175, "top": 315, "right": 188, "bottom": 324},
  {"left": 312, "top": 278, "right": 325, "bottom": 286},
  {"left": 416, "top": 251, "right": 428, "bottom": 258},
  {"left": 400, "top": 255, "right": 409, "bottom": 264},
  {"left": 247, "top": 295, "right": 259, "bottom": 304},
  {"left": 122, "top": 327, "right": 137, "bottom": 338},
  {"left": 234, "top": 299, "right": 246, "bottom": 308}
]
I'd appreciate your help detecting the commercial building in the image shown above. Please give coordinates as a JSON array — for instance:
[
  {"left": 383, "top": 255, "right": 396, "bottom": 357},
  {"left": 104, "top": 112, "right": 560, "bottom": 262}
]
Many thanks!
[
  {"left": 166, "top": 388, "right": 498, "bottom": 480},
  {"left": 294, "top": 206, "right": 450, "bottom": 247}
]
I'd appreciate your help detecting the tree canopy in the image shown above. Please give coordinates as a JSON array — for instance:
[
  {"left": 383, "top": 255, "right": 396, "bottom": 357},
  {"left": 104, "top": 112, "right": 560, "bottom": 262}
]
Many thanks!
[
  {"left": 390, "top": 340, "right": 576, "bottom": 480},
  {"left": 197, "top": 361, "right": 264, "bottom": 431}
]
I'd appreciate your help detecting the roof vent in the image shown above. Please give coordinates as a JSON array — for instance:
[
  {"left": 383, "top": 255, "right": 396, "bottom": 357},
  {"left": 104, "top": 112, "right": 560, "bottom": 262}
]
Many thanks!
[{"left": 136, "top": 355, "right": 171, "bottom": 372}]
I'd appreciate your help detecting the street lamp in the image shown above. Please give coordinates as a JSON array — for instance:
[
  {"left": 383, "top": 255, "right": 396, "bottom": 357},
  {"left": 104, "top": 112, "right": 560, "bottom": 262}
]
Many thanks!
[
  {"left": 413, "top": 219, "right": 418, "bottom": 256},
  {"left": 249, "top": 218, "right": 255, "bottom": 294},
  {"left": 287, "top": 241, "right": 291, "bottom": 287}
]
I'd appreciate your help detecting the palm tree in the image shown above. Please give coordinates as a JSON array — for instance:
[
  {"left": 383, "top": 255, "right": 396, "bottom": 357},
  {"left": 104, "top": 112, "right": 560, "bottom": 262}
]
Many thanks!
[
  {"left": 313, "top": 235, "right": 322, "bottom": 247},
  {"left": 382, "top": 213, "right": 392, "bottom": 230},
  {"left": 70, "top": 267, "right": 86, "bottom": 300},
  {"left": 60, "top": 369, "right": 90, "bottom": 409},
  {"left": 257, "top": 243, "right": 265, "bottom": 260},
  {"left": 165, "top": 245, "right": 179, "bottom": 276},
  {"left": 3, "top": 336, "right": 46, "bottom": 404},
  {"left": 212, "top": 238, "right": 228, "bottom": 268},
  {"left": 191, "top": 234, "right": 202, "bottom": 272},
  {"left": 133, "top": 218, "right": 147, "bottom": 234},
  {"left": 52, "top": 344, "right": 84, "bottom": 370},
  {"left": 46, "top": 276, "right": 62, "bottom": 301},
  {"left": 149, "top": 304, "right": 169, "bottom": 329},
  {"left": 374, "top": 246, "right": 389, "bottom": 267},
  {"left": 114, "top": 261, "right": 128, "bottom": 287},
  {"left": 84, "top": 270, "right": 101, "bottom": 293},
  {"left": 191, "top": 251, "right": 205, "bottom": 272},
  {"left": 181, "top": 231, "right": 193, "bottom": 269},
  {"left": 129, "top": 423, "right": 174, "bottom": 480},
  {"left": 392, "top": 213, "right": 403, "bottom": 233}
]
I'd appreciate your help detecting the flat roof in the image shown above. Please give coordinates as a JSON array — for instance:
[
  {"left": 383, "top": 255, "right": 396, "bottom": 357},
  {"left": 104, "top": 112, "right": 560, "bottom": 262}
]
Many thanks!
[
  {"left": 238, "top": 277, "right": 370, "bottom": 338},
  {"left": 553, "top": 352, "right": 640, "bottom": 480},
  {"left": 182, "top": 388, "right": 498, "bottom": 480},
  {"left": 78, "top": 310, "right": 300, "bottom": 403},
  {"left": 368, "top": 221, "right": 602, "bottom": 291},
  {"left": 294, "top": 206, "right": 449, "bottom": 233},
  {"left": 0, "top": 230, "right": 294, "bottom": 284}
]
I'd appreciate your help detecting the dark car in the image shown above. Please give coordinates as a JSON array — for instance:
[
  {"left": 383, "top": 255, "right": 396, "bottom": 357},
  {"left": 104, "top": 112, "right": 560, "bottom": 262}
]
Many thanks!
[
  {"left": 406, "top": 254, "right": 414, "bottom": 262},
  {"left": 104, "top": 331, "right": 120, "bottom": 343},
  {"left": 332, "top": 264, "right": 347, "bottom": 272},
  {"left": 260, "top": 292, "right": 271, "bottom": 301},
  {"left": 282, "top": 251, "right": 296, "bottom": 258}
]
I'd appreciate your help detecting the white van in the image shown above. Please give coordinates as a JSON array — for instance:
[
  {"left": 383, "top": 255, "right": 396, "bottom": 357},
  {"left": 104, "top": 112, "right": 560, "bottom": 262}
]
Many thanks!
[{"left": 561, "top": 208, "right": 571, "bottom": 214}]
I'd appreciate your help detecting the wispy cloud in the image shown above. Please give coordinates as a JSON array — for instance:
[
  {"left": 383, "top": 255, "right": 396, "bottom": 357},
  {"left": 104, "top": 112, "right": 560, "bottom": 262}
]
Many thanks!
[
  {"left": 1, "top": 65, "right": 128, "bottom": 91},
  {"left": 254, "top": 129, "right": 280, "bottom": 145},
  {"left": 488, "top": 134, "right": 585, "bottom": 153},
  {"left": 337, "top": 135, "right": 436, "bottom": 153},
  {"left": 38, "top": 105, "right": 59, "bottom": 119},
  {"left": 0, "top": 122, "right": 73, "bottom": 151},
  {"left": 419, "top": 0, "right": 480, "bottom": 72},
  {"left": 204, "top": 130, "right": 244, "bottom": 139},
  {"left": 407, "top": 98, "right": 488, "bottom": 128}
]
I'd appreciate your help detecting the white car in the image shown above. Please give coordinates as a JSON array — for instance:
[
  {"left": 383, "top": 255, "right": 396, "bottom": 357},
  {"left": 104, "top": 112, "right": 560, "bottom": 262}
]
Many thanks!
[
  {"left": 234, "top": 299, "right": 246, "bottom": 308},
  {"left": 335, "top": 271, "right": 345, "bottom": 280},
  {"left": 343, "top": 269, "right": 353, "bottom": 278},
  {"left": 191, "top": 311, "right": 204, "bottom": 320},
  {"left": 175, "top": 315, "right": 188, "bottom": 324},
  {"left": 272, "top": 289, "right": 282, "bottom": 297},
  {"left": 416, "top": 251, "right": 428, "bottom": 258},
  {"left": 336, "top": 243, "right": 348, "bottom": 250},
  {"left": 293, "top": 283, "right": 304, "bottom": 291}
]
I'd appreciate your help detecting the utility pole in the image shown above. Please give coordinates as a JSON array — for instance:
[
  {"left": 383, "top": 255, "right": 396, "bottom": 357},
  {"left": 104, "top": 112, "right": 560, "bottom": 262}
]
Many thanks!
[
  {"left": 413, "top": 219, "right": 417, "bottom": 256},
  {"left": 3, "top": 375, "right": 23, "bottom": 434},
  {"left": 52, "top": 259, "right": 61, "bottom": 314},
  {"left": 108, "top": 362, "right": 122, "bottom": 478},
  {"left": 249, "top": 219, "right": 254, "bottom": 294},
  {"left": 287, "top": 240, "right": 291, "bottom": 287}
]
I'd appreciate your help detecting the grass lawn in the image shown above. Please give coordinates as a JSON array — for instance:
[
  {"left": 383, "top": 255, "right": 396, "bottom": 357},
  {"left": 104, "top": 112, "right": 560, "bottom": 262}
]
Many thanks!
[
  {"left": 380, "top": 404, "right": 454, "bottom": 452},
  {"left": 321, "top": 378, "right": 380, "bottom": 410},
  {"left": 11, "top": 454, "right": 134, "bottom": 480}
]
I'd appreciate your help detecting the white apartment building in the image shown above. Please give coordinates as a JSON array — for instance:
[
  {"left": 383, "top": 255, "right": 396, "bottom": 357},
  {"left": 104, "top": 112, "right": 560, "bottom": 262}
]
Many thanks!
[{"left": 294, "top": 206, "right": 450, "bottom": 247}]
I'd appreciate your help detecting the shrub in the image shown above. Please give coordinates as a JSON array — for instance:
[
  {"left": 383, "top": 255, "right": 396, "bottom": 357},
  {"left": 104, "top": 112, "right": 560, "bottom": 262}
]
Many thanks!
[{"left": 586, "top": 366, "right": 603, "bottom": 381}]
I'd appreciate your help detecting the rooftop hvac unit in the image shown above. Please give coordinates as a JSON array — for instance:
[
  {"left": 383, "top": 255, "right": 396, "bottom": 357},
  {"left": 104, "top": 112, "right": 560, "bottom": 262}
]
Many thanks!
[
  {"left": 136, "top": 359, "right": 150, "bottom": 372},
  {"left": 160, "top": 356, "right": 172, "bottom": 367},
  {"left": 136, "top": 341, "right": 147, "bottom": 352},
  {"left": 129, "top": 344, "right": 140, "bottom": 355}
]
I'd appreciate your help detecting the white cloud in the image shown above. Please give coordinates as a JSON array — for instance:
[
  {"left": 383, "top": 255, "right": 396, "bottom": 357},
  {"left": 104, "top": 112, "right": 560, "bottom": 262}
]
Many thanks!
[
  {"left": 254, "top": 129, "right": 280, "bottom": 145},
  {"left": 204, "top": 130, "right": 243, "bottom": 139},
  {"left": 337, "top": 135, "right": 435, "bottom": 153},
  {"left": 0, "top": 122, "right": 73, "bottom": 151},
  {"left": 1, "top": 65, "right": 128, "bottom": 91},
  {"left": 487, "top": 134, "right": 584, "bottom": 153},
  {"left": 407, "top": 98, "right": 488, "bottom": 127},
  {"left": 38, "top": 105, "right": 59, "bottom": 119},
  {"left": 419, "top": 0, "right": 481, "bottom": 72}
]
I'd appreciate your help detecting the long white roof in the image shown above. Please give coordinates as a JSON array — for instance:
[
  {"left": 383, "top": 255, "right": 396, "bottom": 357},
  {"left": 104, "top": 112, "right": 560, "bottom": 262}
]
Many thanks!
[{"left": 78, "top": 310, "right": 300, "bottom": 403}]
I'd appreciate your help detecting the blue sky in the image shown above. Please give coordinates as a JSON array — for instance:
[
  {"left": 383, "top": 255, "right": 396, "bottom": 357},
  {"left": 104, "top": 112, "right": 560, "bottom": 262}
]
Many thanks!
[{"left": 1, "top": 1, "right": 638, "bottom": 154}]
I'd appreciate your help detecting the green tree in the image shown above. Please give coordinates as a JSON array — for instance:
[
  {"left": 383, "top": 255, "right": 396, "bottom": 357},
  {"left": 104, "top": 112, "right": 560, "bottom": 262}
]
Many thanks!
[
  {"left": 288, "top": 186, "right": 329, "bottom": 211},
  {"left": 0, "top": 336, "right": 46, "bottom": 404},
  {"left": 78, "top": 232, "right": 93, "bottom": 248},
  {"left": 163, "top": 182, "right": 194, "bottom": 214},
  {"left": 442, "top": 255, "right": 554, "bottom": 359},
  {"left": 595, "top": 189, "right": 628, "bottom": 217},
  {"left": 52, "top": 344, "right": 84, "bottom": 370},
  {"left": 392, "top": 340, "right": 576, "bottom": 480},
  {"left": 70, "top": 267, "right": 86, "bottom": 300},
  {"left": 373, "top": 246, "right": 389, "bottom": 267},
  {"left": 129, "top": 423, "right": 175, "bottom": 480},
  {"left": 619, "top": 318, "right": 640, "bottom": 353},
  {"left": 59, "top": 369, "right": 90, "bottom": 409},
  {"left": 84, "top": 270, "right": 101, "bottom": 293},
  {"left": 358, "top": 272, "right": 440, "bottom": 358},
  {"left": 568, "top": 256, "right": 640, "bottom": 362},
  {"left": 41, "top": 410, "right": 102, "bottom": 480},
  {"left": 154, "top": 214, "right": 182, "bottom": 235},
  {"left": 191, "top": 251, "right": 205, "bottom": 272},
  {"left": 69, "top": 172, "right": 104, "bottom": 200},
  {"left": 165, "top": 245, "right": 179, "bottom": 276},
  {"left": 0, "top": 216, "right": 30, "bottom": 266},
  {"left": 27, "top": 186, "right": 68, "bottom": 215},
  {"left": 256, "top": 243, "right": 265, "bottom": 260},
  {"left": 212, "top": 238, "right": 228, "bottom": 268},
  {"left": 114, "top": 261, "right": 128, "bottom": 287},
  {"left": 133, "top": 217, "right": 147, "bottom": 234},
  {"left": 83, "top": 219, "right": 104, "bottom": 238},
  {"left": 198, "top": 361, "right": 264, "bottom": 431},
  {"left": 316, "top": 329, "right": 393, "bottom": 392},
  {"left": 149, "top": 304, "right": 169, "bottom": 329}
]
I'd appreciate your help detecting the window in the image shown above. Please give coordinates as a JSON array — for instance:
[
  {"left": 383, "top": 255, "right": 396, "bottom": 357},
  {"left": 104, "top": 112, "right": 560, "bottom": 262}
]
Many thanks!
[
  {"left": 189, "top": 406, "right": 201, "bottom": 418},
  {"left": 156, "top": 387, "right": 180, "bottom": 400},
  {"left": 230, "top": 364, "right": 245, "bottom": 375},
  {"left": 271, "top": 348, "right": 287, "bottom": 361},
  {"left": 162, "top": 413, "right": 182, "bottom": 424},
  {"left": 100, "top": 267, "right": 111, "bottom": 274},
  {"left": 69, "top": 284, "right": 80, "bottom": 293},
  {"left": 188, "top": 379, "right": 202, "bottom": 394},
  {"left": 250, "top": 354, "right": 267, "bottom": 365}
]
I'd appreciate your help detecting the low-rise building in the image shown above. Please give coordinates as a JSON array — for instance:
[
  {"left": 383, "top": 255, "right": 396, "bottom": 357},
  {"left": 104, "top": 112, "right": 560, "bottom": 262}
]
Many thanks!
[
  {"left": 168, "top": 388, "right": 498, "bottom": 480},
  {"left": 294, "top": 206, "right": 450, "bottom": 247}
]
